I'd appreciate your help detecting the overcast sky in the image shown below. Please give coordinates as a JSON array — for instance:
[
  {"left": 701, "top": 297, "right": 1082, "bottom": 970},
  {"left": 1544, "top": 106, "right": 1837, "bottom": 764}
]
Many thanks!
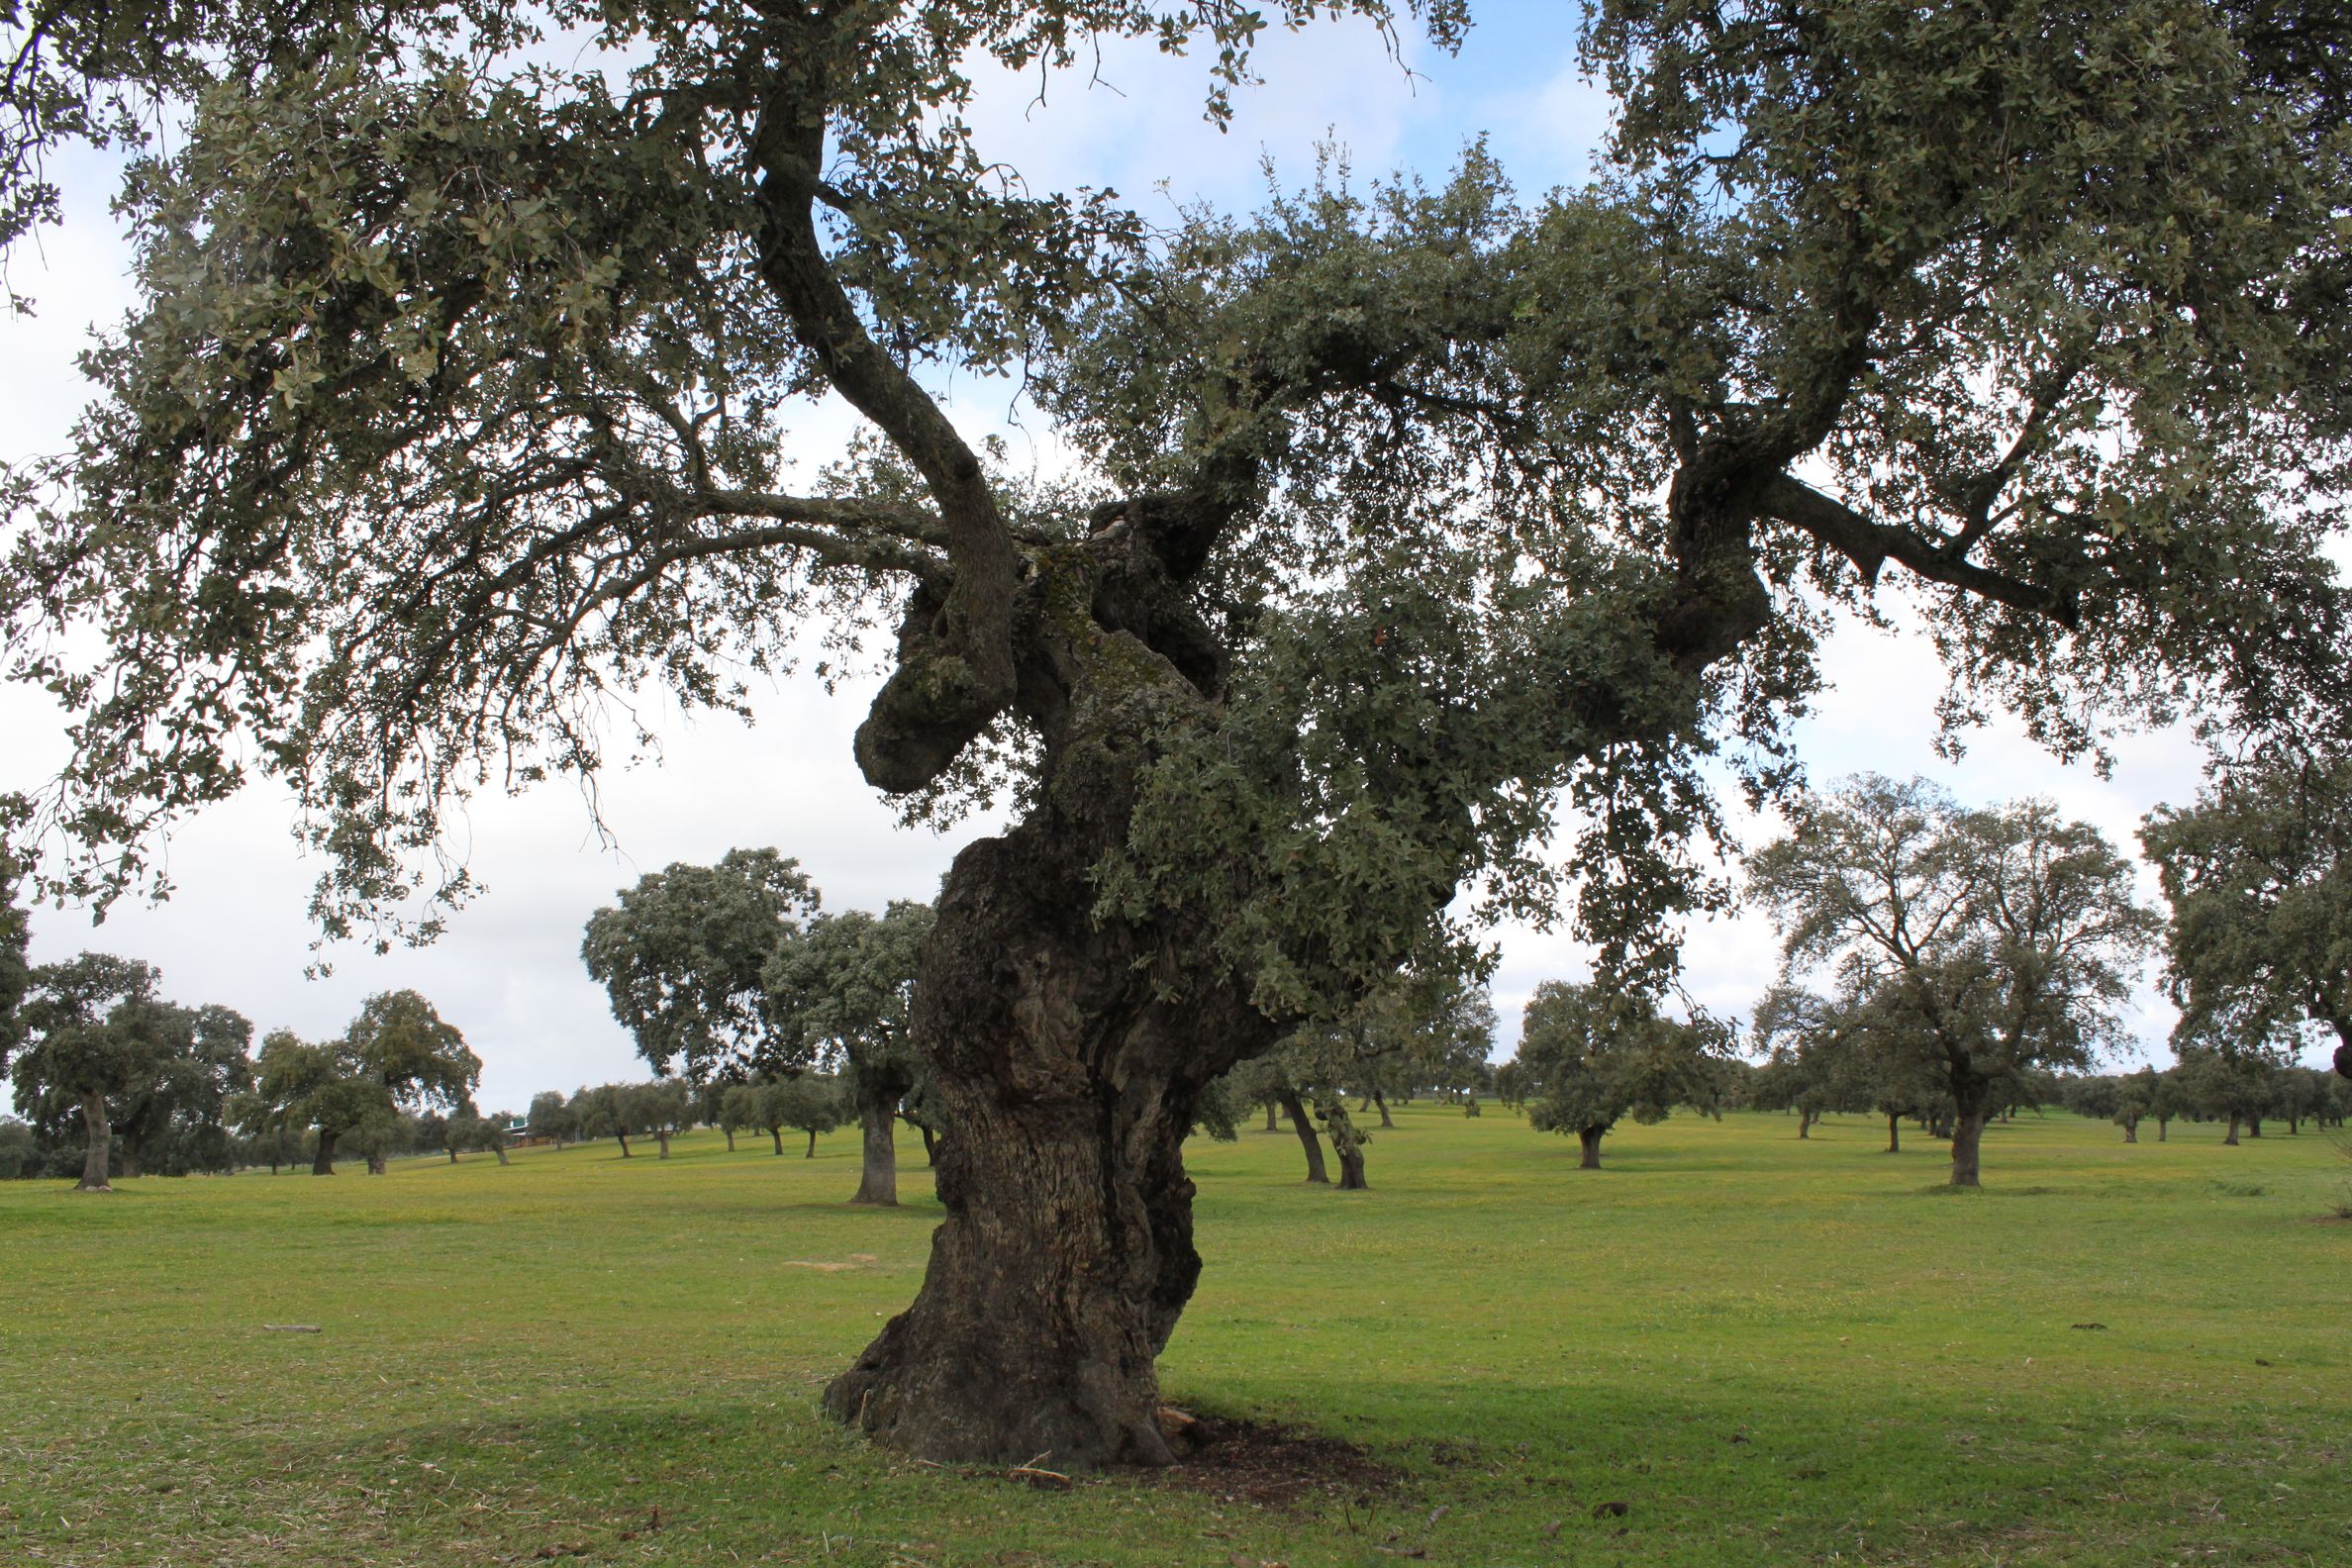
[{"left": 1, "top": 6, "right": 2253, "bottom": 1113}]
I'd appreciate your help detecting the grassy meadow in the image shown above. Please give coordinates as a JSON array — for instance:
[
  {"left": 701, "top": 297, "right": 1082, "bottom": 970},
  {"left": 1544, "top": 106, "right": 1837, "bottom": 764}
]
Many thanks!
[{"left": 3, "top": 1104, "right": 2348, "bottom": 1567}]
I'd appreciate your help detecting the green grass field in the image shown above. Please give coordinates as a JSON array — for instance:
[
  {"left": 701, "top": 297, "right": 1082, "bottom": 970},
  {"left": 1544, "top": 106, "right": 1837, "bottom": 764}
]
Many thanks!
[{"left": 4, "top": 1106, "right": 2348, "bottom": 1567}]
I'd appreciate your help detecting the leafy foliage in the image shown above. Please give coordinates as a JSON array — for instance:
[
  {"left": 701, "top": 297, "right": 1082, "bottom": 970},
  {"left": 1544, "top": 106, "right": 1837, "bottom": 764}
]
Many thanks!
[
  {"left": 2140, "top": 755, "right": 2352, "bottom": 1072},
  {"left": 583, "top": 849, "right": 818, "bottom": 1080}
]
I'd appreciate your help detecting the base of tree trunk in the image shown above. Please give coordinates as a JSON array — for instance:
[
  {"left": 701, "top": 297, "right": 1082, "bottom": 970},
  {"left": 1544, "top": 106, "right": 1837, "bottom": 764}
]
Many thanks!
[
  {"left": 824, "top": 1095, "right": 1193, "bottom": 1468},
  {"left": 1577, "top": 1127, "right": 1604, "bottom": 1169}
]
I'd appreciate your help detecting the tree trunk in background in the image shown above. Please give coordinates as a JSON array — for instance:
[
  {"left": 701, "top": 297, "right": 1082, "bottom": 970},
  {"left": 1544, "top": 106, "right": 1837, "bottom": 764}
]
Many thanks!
[
  {"left": 446, "top": 1146, "right": 459, "bottom": 1163},
  {"left": 770, "top": 1127, "right": 784, "bottom": 1154},
  {"left": 312, "top": 1129, "right": 339, "bottom": 1175},
  {"left": 851, "top": 1094, "right": 899, "bottom": 1206},
  {"left": 120, "top": 1133, "right": 144, "bottom": 1179},
  {"left": 654, "top": 1128, "right": 672, "bottom": 1158},
  {"left": 492, "top": 1143, "right": 510, "bottom": 1165},
  {"left": 616, "top": 1131, "right": 633, "bottom": 1157},
  {"left": 1885, "top": 1113, "right": 1901, "bottom": 1153},
  {"left": 1949, "top": 1098, "right": 1989, "bottom": 1188},
  {"left": 1460, "top": 1092, "right": 1480, "bottom": 1118},
  {"left": 1797, "top": 1108, "right": 1813, "bottom": 1139},
  {"left": 724, "top": 1127, "right": 736, "bottom": 1152},
  {"left": 2225, "top": 1114, "right": 2241, "bottom": 1146},
  {"left": 918, "top": 1123, "right": 936, "bottom": 1164},
  {"left": 366, "top": 1153, "right": 387, "bottom": 1175},
  {"left": 2157, "top": 1115, "right": 2170, "bottom": 1141},
  {"left": 1320, "top": 1099, "right": 1368, "bottom": 1190},
  {"left": 1374, "top": 1091, "right": 1395, "bottom": 1128},
  {"left": 2246, "top": 1117, "right": 2263, "bottom": 1138},
  {"left": 807, "top": 1127, "right": 819, "bottom": 1158},
  {"left": 76, "top": 1090, "right": 113, "bottom": 1192},
  {"left": 1262, "top": 1100, "right": 1277, "bottom": 1133},
  {"left": 1278, "top": 1088, "right": 1327, "bottom": 1183},
  {"left": 2120, "top": 1116, "right": 2138, "bottom": 1144},
  {"left": 1577, "top": 1125, "right": 1605, "bottom": 1169}
]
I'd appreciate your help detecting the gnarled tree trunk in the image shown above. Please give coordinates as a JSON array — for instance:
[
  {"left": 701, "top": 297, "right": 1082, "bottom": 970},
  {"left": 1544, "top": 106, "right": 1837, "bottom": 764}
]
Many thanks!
[
  {"left": 822, "top": 823, "right": 1280, "bottom": 1469},
  {"left": 1577, "top": 1125, "right": 1605, "bottom": 1169}
]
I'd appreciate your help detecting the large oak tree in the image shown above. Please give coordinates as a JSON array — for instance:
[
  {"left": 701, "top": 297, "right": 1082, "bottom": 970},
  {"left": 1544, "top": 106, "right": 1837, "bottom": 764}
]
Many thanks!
[{"left": 3, "top": 1, "right": 2350, "bottom": 1464}]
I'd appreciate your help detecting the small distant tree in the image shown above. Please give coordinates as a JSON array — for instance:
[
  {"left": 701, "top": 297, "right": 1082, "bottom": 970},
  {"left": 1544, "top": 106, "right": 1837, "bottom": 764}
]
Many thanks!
[
  {"left": 0, "top": 1119, "right": 37, "bottom": 1179},
  {"left": 343, "top": 1109, "right": 412, "bottom": 1175},
  {"left": 767, "top": 1076, "right": 845, "bottom": 1158},
  {"left": 1517, "top": 980, "right": 1724, "bottom": 1169},
  {"left": 573, "top": 1084, "right": 637, "bottom": 1157},
  {"left": 444, "top": 1107, "right": 510, "bottom": 1164},
  {"left": 636, "top": 1079, "right": 692, "bottom": 1158},
  {"left": 527, "top": 1090, "right": 576, "bottom": 1148},
  {"left": 257, "top": 991, "right": 478, "bottom": 1173},
  {"left": 1747, "top": 776, "right": 2160, "bottom": 1187},
  {"left": 2175, "top": 1044, "right": 2277, "bottom": 1144}
]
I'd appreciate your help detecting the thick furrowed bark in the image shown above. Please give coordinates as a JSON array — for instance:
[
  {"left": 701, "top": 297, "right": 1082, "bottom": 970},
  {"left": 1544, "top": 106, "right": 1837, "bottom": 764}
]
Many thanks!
[
  {"left": 824, "top": 830, "right": 1277, "bottom": 1469},
  {"left": 825, "top": 1089, "right": 1195, "bottom": 1466}
]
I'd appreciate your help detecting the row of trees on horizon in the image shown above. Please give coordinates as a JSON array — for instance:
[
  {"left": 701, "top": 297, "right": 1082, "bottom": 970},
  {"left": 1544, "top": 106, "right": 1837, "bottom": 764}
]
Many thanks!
[{"left": 8, "top": 758, "right": 2352, "bottom": 1194}]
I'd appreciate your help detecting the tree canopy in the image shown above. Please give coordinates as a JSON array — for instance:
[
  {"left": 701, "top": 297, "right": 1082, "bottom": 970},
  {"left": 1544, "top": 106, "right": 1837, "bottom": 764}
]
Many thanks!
[
  {"left": 582, "top": 848, "right": 818, "bottom": 1079},
  {"left": 2140, "top": 756, "right": 2352, "bottom": 1077},
  {"left": 1515, "top": 979, "right": 1724, "bottom": 1168},
  {"left": 3, "top": 0, "right": 2349, "bottom": 1465}
]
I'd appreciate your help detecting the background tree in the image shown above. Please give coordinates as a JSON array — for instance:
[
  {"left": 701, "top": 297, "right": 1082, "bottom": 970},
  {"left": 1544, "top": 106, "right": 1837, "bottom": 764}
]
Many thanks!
[
  {"left": 636, "top": 1079, "right": 692, "bottom": 1159},
  {"left": 6, "top": 0, "right": 2349, "bottom": 1466},
  {"left": 2174, "top": 1044, "right": 2281, "bottom": 1145},
  {"left": 1747, "top": 777, "right": 2160, "bottom": 1187},
  {"left": 582, "top": 850, "right": 819, "bottom": 1083},
  {"left": 572, "top": 1084, "right": 637, "bottom": 1158},
  {"left": 108, "top": 1001, "right": 252, "bottom": 1177},
  {"left": 7, "top": 953, "right": 164, "bottom": 1190},
  {"left": 767, "top": 1076, "right": 846, "bottom": 1159},
  {"left": 1516, "top": 980, "right": 1723, "bottom": 1168},
  {"left": 527, "top": 1090, "right": 577, "bottom": 1149},
  {"left": 257, "top": 992, "right": 479, "bottom": 1173},
  {"left": 2141, "top": 758, "right": 2352, "bottom": 1079},
  {"left": 765, "top": 901, "right": 935, "bottom": 1206}
]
